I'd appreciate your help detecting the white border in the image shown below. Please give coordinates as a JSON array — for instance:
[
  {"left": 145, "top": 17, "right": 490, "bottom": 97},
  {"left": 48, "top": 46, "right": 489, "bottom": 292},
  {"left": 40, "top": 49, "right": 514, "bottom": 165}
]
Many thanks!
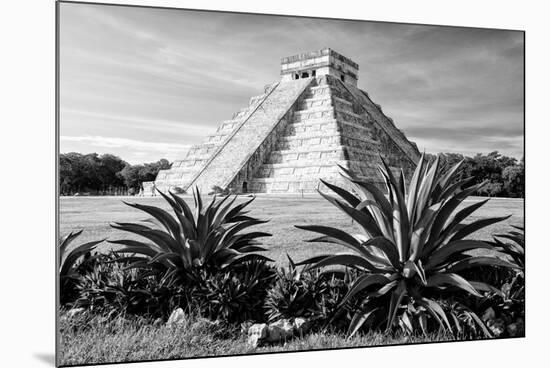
[{"left": 2, "top": 0, "right": 548, "bottom": 367}]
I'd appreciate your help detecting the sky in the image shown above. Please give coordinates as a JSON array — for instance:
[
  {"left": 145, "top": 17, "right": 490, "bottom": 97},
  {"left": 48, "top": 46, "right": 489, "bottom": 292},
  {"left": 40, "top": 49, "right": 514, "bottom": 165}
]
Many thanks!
[{"left": 59, "top": 3, "right": 524, "bottom": 164}]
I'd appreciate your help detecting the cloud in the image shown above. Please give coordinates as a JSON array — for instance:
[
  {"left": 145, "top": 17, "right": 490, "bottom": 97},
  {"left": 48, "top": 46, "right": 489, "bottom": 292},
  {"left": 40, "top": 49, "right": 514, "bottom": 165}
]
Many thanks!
[
  {"left": 59, "top": 3, "right": 524, "bottom": 163},
  {"left": 60, "top": 135, "right": 191, "bottom": 164},
  {"left": 61, "top": 135, "right": 190, "bottom": 152},
  {"left": 60, "top": 108, "right": 214, "bottom": 139}
]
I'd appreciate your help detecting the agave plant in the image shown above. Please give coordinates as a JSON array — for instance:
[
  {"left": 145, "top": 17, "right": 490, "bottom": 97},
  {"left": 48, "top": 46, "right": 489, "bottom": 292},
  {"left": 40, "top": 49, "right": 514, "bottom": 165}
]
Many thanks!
[
  {"left": 59, "top": 230, "right": 105, "bottom": 305},
  {"left": 111, "top": 187, "right": 272, "bottom": 286},
  {"left": 492, "top": 225, "right": 524, "bottom": 270},
  {"left": 296, "top": 154, "right": 518, "bottom": 337}
]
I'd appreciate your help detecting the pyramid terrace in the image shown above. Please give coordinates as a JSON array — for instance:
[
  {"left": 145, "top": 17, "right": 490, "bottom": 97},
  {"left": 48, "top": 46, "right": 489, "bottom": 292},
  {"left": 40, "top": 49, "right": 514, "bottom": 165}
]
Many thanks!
[{"left": 147, "top": 48, "right": 420, "bottom": 194}]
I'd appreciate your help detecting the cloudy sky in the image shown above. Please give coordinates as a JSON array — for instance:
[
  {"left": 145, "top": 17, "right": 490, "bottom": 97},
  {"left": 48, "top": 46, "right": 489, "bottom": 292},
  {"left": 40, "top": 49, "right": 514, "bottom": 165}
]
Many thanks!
[{"left": 59, "top": 2, "right": 524, "bottom": 164}]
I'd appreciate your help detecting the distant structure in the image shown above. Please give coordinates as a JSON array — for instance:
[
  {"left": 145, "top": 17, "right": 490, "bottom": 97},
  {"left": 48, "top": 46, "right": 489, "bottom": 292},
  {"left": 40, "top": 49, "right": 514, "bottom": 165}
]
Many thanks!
[{"left": 145, "top": 48, "right": 420, "bottom": 194}]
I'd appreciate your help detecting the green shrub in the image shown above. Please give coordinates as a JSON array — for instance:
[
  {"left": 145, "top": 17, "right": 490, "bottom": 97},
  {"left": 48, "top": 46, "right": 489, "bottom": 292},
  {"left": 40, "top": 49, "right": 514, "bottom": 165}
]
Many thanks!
[
  {"left": 111, "top": 187, "right": 272, "bottom": 287},
  {"left": 296, "top": 155, "right": 518, "bottom": 337},
  {"left": 190, "top": 259, "right": 277, "bottom": 324},
  {"left": 458, "top": 226, "right": 525, "bottom": 337},
  {"left": 73, "top": 252, "right": 179, "bottom": 318},
  {"left": 264, "top": 256, "right": 357, "bottom": 329},
  {"left": 59, "top": 230, "right": 105, "bottom": 305}
]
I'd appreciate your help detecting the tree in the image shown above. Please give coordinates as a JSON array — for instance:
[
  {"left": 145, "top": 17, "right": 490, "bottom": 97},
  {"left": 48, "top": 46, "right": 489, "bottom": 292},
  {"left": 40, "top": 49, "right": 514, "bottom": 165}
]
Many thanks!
[
  {"left": 502, "top": 164, "right": 525, "bottom": 198},
  {"left": 97, "top": 154, "right": 127, "bottom": 189},
  {"left": 117, "top": 159, "right": 172, "bottom": 191},
  {"left": 433, "top": 151, "right": 523, "bottom": 198},
  {"left": 59, "top": 152, "right": 129, "bottom": 194},
  {"left": 117, "top": 164, "right": 143, "bottom": 191}
]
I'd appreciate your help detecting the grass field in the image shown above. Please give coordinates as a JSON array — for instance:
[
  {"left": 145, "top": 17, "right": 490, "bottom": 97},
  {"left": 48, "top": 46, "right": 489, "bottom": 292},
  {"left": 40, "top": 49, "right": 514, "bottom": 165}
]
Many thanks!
[
  {"left": 58, "top": 311, "right": 457, "bottom": 366},
  {"left": 58, "top": 194, "right": 523, "bottom": 366},
  {"left": 60, "top": 194, "right": 524, "bottom": 266}
]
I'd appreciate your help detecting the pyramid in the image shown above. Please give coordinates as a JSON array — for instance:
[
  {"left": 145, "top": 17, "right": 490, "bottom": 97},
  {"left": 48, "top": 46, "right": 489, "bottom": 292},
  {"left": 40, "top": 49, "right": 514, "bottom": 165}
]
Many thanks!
[{"left": 148, "top": 48, "right": 421, "bottom": 194}]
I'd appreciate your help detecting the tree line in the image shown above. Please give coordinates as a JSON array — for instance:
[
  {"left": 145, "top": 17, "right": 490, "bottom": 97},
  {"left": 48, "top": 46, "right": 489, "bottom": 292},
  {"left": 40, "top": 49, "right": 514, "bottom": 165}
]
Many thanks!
[
  {"left": 428, "top": 151, "right": 524, "bottom": 198},
  {"left": 59, "top": 152, "right": 171, "bottom": 195},
  {"left": 59, "top": 150, "right": 524, "bottom": 198}
]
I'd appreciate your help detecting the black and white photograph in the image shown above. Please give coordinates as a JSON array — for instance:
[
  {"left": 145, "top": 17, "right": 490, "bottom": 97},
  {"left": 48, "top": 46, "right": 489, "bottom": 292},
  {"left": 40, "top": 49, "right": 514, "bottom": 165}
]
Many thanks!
[{"left": 55, "top": 1, "right": 525, "bottom": 366}]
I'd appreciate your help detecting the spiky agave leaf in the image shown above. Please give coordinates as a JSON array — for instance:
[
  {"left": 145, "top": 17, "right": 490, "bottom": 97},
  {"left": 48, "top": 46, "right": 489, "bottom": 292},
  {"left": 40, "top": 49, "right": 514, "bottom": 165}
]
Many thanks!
[
  {"left": 491, "top": 227, "right": 525, "bottom": 269},
  {"left": 59, "top": 230, "right": 105, "bottom": 279},
  {"left": 297, "top": 155, "right": 516, "bottom": 336},
  {"left": 58, "top": 230, "right": 106, "bottom": 305},
  {"left": 111, "top": 187, "right": 272, "bottom": 285}
]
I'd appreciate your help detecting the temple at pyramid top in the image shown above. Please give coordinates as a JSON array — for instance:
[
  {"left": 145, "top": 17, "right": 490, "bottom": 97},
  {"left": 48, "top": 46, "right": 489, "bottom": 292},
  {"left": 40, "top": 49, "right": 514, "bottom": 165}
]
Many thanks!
[
  {"left": 280, "top": 48, "right": 359, "bottom": 86},
  {"left": 147, "top": 48, "right": 420, "bottom": 195}
]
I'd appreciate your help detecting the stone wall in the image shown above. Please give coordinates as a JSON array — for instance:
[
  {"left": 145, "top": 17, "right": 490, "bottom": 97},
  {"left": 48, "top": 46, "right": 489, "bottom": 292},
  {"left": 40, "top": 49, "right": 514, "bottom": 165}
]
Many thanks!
[{"left": 280, "top": 48, "right": 359, "bottom": 87}]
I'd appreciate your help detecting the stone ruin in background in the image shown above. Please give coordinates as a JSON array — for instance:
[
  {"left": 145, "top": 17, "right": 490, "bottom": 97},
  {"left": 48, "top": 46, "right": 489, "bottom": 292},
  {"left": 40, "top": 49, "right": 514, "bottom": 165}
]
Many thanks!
[{"left": 144, "top": 48, "right": 421, "bottom": 195}]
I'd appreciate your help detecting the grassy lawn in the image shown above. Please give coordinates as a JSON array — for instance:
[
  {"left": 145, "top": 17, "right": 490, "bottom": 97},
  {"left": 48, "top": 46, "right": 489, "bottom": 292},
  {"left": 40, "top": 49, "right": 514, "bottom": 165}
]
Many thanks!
[
  {"left": 58, "top": 194, "right": 523, "bottom": 366},
  {"left": 60, "top": 194, "right": 524, "bottom": 265},
  {"left": 58, "top": 312, "right": 457, "bottom": 366}
]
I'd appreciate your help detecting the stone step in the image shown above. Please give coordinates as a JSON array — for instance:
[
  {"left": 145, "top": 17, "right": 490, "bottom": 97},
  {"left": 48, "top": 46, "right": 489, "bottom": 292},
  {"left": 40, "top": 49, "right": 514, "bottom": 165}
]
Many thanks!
[
  {"left": 292, "top": 109, "right": 336, "bottom": 122},
  {"left": 276, "top": 136, "right": 342, "bottom": 151},
  {"left": 171, "top": 158, "right": 208, "bottom": 168},
  {"left": 298, "top": 97, "right": 332, "bottom": 110},
  {"left": 160, "top": 165, "right": 201, "bottom": 174},
  {"left": 300, "top": 94, "right": 351, "bottom": 106},
  {"left": 247, "top": 175, "right": 352, "bottom": 193},
  {"left": 216, "top": 120, "right": 240, "bottom": 132},
  {"left": 266, "top": 147, "right": 345, "bottom": 164},
  {"left": 284, "top": 125, "right": 339, "bottom": 138},
  {"left": 301, "top": 85, "right": 332, "bottom": 99},
  {"left": 278, "top": 129, "right": 343, "bottom": 143},
  {"left": 254, "top": 163, "right": 345, "bottom": 179},
  {"left": 205, "top": 133, "right": 230, "bottom": 144},
  {"left": 286, "top": 115, "right": 374, "bottom": 137},
  {"left": 186, "top": 78, "right": 314, "bottom": 192},
  {"left": 248, "top": 179, "right": 327, "bottom": 193}
]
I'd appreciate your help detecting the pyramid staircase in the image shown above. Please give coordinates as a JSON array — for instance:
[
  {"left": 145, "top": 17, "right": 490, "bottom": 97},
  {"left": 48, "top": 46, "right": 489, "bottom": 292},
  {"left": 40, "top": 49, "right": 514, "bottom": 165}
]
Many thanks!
[
  {"left": 153, "top": 78, "right": 314, "bottom": 193},
  {"left": 248, "top": 76, "right": 419, "bottom": 193},
  {"left": 149, "top": 48, "right": 420, "bottom": 195}
]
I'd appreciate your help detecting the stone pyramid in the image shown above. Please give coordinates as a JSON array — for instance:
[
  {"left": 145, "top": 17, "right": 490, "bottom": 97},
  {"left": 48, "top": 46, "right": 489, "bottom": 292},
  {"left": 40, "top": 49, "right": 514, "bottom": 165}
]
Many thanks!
[{"left": 149, "top": 48, "right": 421, "bottom": 194}]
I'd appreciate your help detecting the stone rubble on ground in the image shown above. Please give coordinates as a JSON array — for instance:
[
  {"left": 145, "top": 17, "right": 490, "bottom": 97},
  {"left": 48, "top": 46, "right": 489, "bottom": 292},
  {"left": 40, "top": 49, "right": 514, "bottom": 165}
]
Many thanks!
[
  {"left": 240, "top": 320, "right": 254, "bottom": 334},
  {"left": 66, "top": 307, "right": 85, "bottom": 318},
  {"left": 247, "top": 323, "right": 268, "bottom": 348},
  {"left": 166, "top": 308, "right": 186, "bottom": 326},
  {"left": 247, "top": 317, "right": 312, "bottom": 347},
  {"left": 293, "top": 317, "right": 312, "bottom": 335},
  {"left": 266, "top": 319, "right": 295, "bottom": 342}
]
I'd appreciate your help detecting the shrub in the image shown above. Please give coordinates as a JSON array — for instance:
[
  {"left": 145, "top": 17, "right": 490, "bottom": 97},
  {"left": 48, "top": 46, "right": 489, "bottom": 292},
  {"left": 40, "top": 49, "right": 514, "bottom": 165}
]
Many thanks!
[
  {"left": 73, "top": 252, "right": 179, "bottom": 318},
  {"left": 191, "top": 259, "right": 277, "bottom": 324},
  {"left": 59, "top": 230, "right": 105, "bottom": 305},
  {"left": 111, "top": 187, "right": 272, "bottom": 287},
  {"left": 296, "top": 155, "right": 518, "bottom": 337},
  {"left": 264, "top": 256, "right": 356, "bottom": 329},
  {"left": 458, "top": 226, "right": 525, "bottom": 337},
  {"left": 74, "top": 254, "right": 276, "bottom": 323}
]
